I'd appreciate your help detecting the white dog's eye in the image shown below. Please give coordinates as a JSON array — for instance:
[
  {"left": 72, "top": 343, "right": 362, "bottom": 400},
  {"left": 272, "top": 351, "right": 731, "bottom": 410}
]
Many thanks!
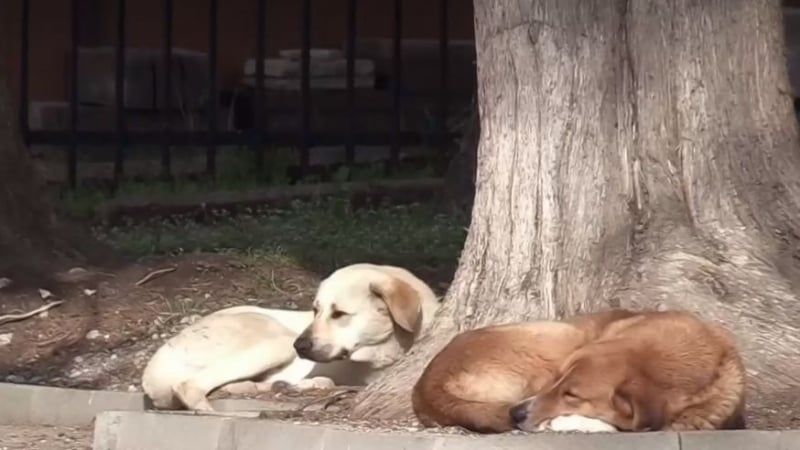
[
  {"left": 331, "top": 310, "right": 348, "bottom": 319},
  {"left": 312, "top": 306, "right": 319, "bottom": 316}
]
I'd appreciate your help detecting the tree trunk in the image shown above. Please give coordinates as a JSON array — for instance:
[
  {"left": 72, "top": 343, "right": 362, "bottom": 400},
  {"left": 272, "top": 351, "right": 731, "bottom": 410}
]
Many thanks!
[
  {"left": 351, "top": 0, "right": 800, "bottom": 425},
  {"left": 0, "top": 37, "right": 107, "bottom": 284},
  {"left": 437, "top": 96, "right": 480, "bottom": 215}
]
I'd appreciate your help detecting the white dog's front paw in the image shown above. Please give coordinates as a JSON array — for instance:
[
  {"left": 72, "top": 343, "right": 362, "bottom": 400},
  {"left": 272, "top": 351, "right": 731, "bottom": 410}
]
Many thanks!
[
  {"left": 296, "top": 376, "right": 336, "bottom": 391},
  {"left": 540, "top": 415, "right": 618, "bottom": 433},
  {"left": 173, "top": 382, "right": 215, "bottom": 412}
]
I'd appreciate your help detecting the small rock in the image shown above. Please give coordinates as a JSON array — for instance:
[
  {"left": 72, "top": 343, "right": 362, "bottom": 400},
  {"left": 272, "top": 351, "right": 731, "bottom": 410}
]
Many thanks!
[
  {"left": 74, "top": 356, "right": 84, "bottom": 364},
  {"left": 38, "top": 310, "right": 49, "bottom": 319},
  {"left": 179, "top": 314, "right": 201, "bottom": 325},
  {"left": 110, "top": 354, "right": 118, "bottom": 360},
  {"left": 127, "top": 385, "right": 138, "bottom": 392},
  {"left": 83, "top": 289, "right": 97, "bottom": 296},
  {"left": 151, "top": 333, "right": 159, "bottom": 340},
  {"left": 0, "top": 277, "right": 12, "bottom": 289},
  {"left": 38, "top": 288, "right": 54, "bottom": 299},
  {"left": 5, "top": 374, "right": 24, "bottom": 383},
  {"left": 85, "top": 329, "right": 102, "bottom": 340},
  {"left": 0, "top": 332, "right": 12, "bottom": 346},
  {"left": 204, "top": 293, "right": 211, "bottom": 299},
  {"left": 160, "top": 333, "right": 168, "bottom": 338}
]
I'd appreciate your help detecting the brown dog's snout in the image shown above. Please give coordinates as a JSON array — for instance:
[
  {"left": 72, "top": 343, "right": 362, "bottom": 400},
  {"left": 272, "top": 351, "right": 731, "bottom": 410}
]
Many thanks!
[
  {"left": 509, "top": 402, "right": 530, "bottom": 425},
  {"left": 510, "top": 398, "right": 538, "bottom": 426}
]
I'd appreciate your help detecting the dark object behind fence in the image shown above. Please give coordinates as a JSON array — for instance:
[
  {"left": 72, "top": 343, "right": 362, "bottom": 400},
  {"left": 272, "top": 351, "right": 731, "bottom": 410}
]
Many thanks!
[{"left": 18, "top": 0, "right": 467, "bottom": 189}]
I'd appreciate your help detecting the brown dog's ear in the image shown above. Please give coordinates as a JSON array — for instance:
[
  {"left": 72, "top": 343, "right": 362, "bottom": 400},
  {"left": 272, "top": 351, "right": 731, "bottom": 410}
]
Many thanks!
[
  {"left": 613, "top": 382, "right": 666, "bottom": 431},
  {"left": 370, "top": 278, "right": 421, "bottom": 333}
]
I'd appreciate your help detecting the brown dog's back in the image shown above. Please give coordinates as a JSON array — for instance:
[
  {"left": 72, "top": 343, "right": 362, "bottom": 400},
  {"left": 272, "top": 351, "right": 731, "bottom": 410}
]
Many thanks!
[
  {"left": 594, "top": 311, "right": 746, "bottom": 430},
  {"left": 411, "top": 309, "right": 639, "bottom": 433}
]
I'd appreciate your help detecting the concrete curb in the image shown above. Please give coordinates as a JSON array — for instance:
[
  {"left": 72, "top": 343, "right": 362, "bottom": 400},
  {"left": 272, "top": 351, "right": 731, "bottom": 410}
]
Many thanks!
[
  {"left": 0, "top": 383, "right": 299, "bottom": 426},
  {"left": 93, "top": 411, "right": 800, "bottom": 450}
]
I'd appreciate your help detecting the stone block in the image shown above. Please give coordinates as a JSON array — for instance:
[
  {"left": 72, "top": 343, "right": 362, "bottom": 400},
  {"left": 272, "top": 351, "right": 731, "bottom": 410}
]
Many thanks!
[
  {"left": 77, "top": 47, "right": 209, "bottom": 111},
  {"left": 240, "top": 74, "right": 375, "bottom": 90},
  {"left": 679, "top": 430, "right": 784, "bottom": 450},
  {"left": 91, "top": 411, "right": 698, "bottom": 450},
  {"left": 243, "top": 56, "right": 375, "bottom": 78},
  {"left": 280, "top": 48, "right": 344, "bottom": 60},
  {"left": 0, "top": 383, "right": 146, "bottom": 426},
  {"left": 93, "top": 411, "right": 234, "bottom": 450}
]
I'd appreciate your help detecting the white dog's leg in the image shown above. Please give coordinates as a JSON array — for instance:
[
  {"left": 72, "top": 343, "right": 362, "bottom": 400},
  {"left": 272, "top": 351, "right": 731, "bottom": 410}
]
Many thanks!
[
  {"left": 296, "top": 376, "right": 336, "bottom": 391},
  {"left": 263, "top": 356, "right": 317, "bottom": 386},
  {"left": 219, "top": 380, "right": 276, "bottom": 395},
  {"left": 174, "top": 340, "right": 295, "bottom": 411}
]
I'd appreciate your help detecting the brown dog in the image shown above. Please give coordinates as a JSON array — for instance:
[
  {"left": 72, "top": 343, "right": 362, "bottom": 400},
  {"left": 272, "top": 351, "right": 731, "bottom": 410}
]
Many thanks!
[
  {"left": 509, "top": 311, "right": 746, "bottom": 432},
  {"left": 411, "top": 309, "right": 638, "bottom": 433}
]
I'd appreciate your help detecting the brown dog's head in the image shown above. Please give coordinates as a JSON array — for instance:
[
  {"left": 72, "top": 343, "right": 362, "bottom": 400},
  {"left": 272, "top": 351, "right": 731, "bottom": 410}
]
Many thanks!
[{"left": 509, "top": 341, "right": 666, "bottom": 432}]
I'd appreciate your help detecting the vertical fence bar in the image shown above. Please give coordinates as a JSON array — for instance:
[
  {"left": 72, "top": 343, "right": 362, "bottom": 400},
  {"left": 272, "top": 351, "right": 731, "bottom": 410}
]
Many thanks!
[
  {"left": 389, "top": 0, "right": 402, "bottom": 175},
  {"left": 207, "top": 0, "right": 218, "bottom": 178},
  {"left": 437, "top": 0, "right": 449, "bottom": 174},
  {"left": 19, "top": 0, "right": 30, "bottom": 145},
  {"left": 68, "top": 0, "right": 80, "bottom": 189},
  {"left": 253, "top": 0, "right": 266, "bottom": 175},
  {"left": 161, "top": 0, "right": 173, "bottom": 180},
  {"left": 113, "top": 0, "right": 127, "bottom": 187},
  {"left": 299, "top": 0, "right": 312, "bottom": 177},
  {"left": 345, "top": 0, "right": 357, "bottom": 171}
]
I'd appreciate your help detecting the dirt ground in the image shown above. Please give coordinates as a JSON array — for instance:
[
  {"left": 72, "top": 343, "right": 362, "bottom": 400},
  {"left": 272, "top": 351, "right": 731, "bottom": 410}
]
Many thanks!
[
  {"left": 0, "top": 425, "right": 93, "bottom": 450},
  {"left": 0, "top": 252, "right": 451, "bottom": 390},
  {"left": 0, "top": 252, "right": 798, "bottom": 450}
]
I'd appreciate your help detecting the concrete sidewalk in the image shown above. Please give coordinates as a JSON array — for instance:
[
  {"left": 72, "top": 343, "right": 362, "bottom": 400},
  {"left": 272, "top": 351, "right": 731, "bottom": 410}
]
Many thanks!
[
  {"left": 93, "top": 410, "right": 800, "bottom": 450},
  {"left": 0, "top": 382, "right": 299, "bottom": 426}
]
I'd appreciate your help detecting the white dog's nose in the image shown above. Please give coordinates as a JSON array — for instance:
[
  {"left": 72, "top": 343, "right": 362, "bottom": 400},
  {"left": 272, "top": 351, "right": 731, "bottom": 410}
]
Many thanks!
[{"left": 293, "top": 337, "right": 312, "bottom": 354}]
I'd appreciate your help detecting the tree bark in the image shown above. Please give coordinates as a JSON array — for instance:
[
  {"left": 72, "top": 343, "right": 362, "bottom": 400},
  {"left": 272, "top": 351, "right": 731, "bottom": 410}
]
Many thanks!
[
  {"left": 351, "top": 0, "right": 800, "bottom": 424},
  {"left": 0, "top": 37, "right": 108, "bottom": 283},
  {"left": 437, "top": 96, "right": 480, "bottom": 215}
]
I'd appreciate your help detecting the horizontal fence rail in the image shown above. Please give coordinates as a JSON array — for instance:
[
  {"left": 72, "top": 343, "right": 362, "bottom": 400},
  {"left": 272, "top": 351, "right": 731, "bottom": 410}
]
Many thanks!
[{"left": 18, "top": 0, "right": 464, "bottom": 190}]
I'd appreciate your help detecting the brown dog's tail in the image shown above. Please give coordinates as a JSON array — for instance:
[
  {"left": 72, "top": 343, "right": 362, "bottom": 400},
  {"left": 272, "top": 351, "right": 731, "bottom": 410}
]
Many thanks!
[
  {"left": 411, "top": 376, "right": 515, "bottom": 433},
  {"left": 690, "top": 323, "right": 748, "bottom": 430}
]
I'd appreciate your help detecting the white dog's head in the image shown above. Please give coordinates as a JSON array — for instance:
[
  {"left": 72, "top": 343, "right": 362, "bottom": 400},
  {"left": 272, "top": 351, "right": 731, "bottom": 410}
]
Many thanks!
[{"left": 293, "top": 264, "right": 429, "bottom": 367}]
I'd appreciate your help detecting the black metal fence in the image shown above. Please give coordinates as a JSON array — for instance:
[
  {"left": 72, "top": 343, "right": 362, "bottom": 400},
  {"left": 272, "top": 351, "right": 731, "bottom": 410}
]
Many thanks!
[{"left": 18, "top": 0, "right": 460, "bottom": 189}]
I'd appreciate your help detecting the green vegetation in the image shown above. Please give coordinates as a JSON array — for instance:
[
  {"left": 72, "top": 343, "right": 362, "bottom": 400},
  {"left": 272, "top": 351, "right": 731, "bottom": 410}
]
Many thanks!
[{"left": 90, "top": 198, "right": 467, "bottom": 272}]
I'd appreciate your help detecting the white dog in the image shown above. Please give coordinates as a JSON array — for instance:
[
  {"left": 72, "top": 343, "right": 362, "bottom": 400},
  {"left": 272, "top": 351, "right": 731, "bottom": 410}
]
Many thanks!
[{"left": 141, "top": 263, "right": 441, "bottom": 411}]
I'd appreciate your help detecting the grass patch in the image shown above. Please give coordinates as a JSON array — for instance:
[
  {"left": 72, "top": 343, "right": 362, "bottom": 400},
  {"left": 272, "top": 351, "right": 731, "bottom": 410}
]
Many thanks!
[
  {"left": 91, "top": 197, "right": 468, "bottom": 272},
  {"left": 56, "top": 157, "right": 437, "bottom": 219}
]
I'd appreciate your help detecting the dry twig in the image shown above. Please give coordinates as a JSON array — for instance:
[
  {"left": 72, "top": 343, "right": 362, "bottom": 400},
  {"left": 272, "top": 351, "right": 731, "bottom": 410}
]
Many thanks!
[
  {"left": 135, "top": 267, "right": 177, "bottom": 286},
  {"left": 295, "top": 388, "right": 361, "bottom": 412},
  {"left": 0, "top": 301, "right": 65, "bottom": 326}
]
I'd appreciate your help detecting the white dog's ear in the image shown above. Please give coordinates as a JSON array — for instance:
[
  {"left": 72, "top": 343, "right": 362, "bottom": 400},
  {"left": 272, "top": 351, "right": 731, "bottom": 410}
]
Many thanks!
[{"left": 370, "top": 278, "right": 421, "bottom": 333}]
